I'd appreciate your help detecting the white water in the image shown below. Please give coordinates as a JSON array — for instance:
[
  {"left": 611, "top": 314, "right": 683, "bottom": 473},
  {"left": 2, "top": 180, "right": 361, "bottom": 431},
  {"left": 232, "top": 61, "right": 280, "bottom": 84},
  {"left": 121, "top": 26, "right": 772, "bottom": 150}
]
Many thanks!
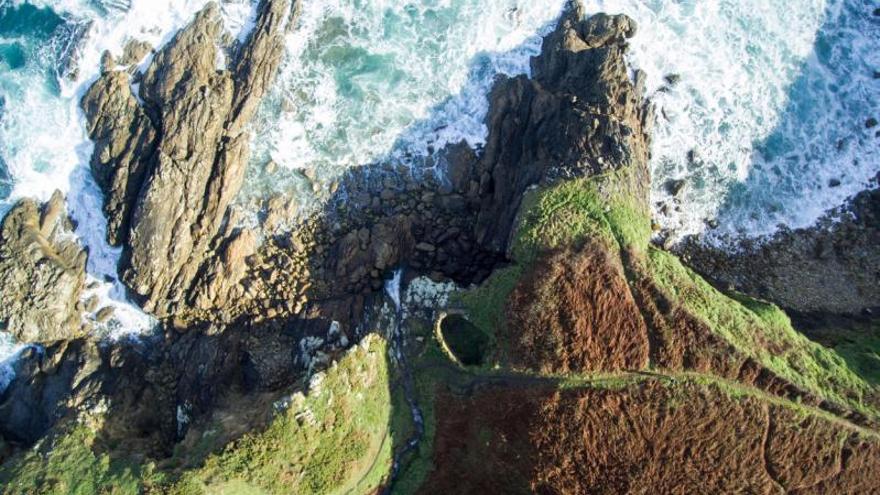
[
  {"left": 586, "top": 0, "right": 880, "bottom": 240},
  {"left": 0, "top": 0, "right": 878, "bottom": 362},
  {"left": 0, "top": 333, "right": 24, "bottom": 393},
  {"left": 0, "top": 0, "right": 257, "bottom": 362},
  {"left": 242, "top": 0, "right": 567, "bottom": 202}
]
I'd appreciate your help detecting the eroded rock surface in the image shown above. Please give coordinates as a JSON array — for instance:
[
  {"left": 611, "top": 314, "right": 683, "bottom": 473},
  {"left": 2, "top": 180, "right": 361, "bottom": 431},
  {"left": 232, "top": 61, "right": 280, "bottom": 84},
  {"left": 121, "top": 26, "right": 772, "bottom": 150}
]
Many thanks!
[
  {"left": 473, "top": 9, "right": 649, "bottom": 251},
  {"left": 0, "top": 192, "right": 86, "bottom": 343},
  {"left": 82, "top": 0, "right": 294, "bottom": 318},
  {"left": 680, "top": 187, "right": 880, "bottom": 316}
]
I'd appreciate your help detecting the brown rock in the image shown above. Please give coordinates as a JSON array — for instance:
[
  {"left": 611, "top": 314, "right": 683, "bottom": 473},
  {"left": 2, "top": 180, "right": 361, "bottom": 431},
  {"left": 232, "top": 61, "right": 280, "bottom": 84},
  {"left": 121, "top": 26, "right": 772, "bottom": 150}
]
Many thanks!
[
  {"left": 0, "top": 192, "right": 87, "bottom": 343},
  {"left": 81, "top": 0, "right": 295, "bottom": 319}
]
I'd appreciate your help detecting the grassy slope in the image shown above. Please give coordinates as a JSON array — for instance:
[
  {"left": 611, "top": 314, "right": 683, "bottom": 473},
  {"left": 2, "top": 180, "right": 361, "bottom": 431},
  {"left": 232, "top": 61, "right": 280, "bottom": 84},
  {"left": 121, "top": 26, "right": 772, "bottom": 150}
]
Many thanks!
[
  {"left": 459, "top": 172, "right": 879, "bottom": 418},
  {"left": 0, "top": 335, "right": 393, "bottom": 495},
  {"left": 170, "top": 334, "right": 392, "bottom": 495},
  {"left": 459, "top": 171, "right": 648, "bottom": 359},
  {"left": 0, "top": 424, "right": 163, "bottom": 495},
  {"left": 647, "top": 248, "right": 877, "bottom": 417}
]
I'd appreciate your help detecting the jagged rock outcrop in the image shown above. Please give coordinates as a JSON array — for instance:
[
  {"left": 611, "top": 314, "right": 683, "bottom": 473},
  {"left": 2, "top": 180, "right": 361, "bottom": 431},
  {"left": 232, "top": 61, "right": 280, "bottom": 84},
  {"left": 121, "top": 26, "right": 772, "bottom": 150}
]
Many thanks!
[
  {"left": 82, "top": 0, "right": 294, "bottom": 318},
  {"left": 81, "top": 70, "right": 157, "bottom": 246},
  {"left": 472, "top": 8, "right": 650, "bottom": 251},
  {"left": 0, "top": 290, "right": 364, "bottom": 450},
  {"left": 680, "top": 187, "right": 880, "bottom": 316},
  {"left": 271, "top": 6, "right": 652, "bottom": 304},
  {"left": 0, "top": 340, "right": 101, "bottom": 445},
  {"left": 0, "top": 192, "right": 87, "bottom": 343}
]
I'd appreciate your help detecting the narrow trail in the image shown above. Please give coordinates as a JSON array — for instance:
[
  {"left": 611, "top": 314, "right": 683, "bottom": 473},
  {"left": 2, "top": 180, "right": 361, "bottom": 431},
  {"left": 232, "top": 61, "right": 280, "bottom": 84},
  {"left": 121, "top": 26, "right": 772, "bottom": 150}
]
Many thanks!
[{"left": 407, "top": 360, "right": 880, "bottom": 440}]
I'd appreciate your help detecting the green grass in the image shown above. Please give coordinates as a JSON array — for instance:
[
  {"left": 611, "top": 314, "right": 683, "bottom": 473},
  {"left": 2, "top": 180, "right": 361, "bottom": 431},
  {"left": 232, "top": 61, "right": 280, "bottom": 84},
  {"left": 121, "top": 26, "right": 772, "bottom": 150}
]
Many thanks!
[
  {"left": 833, "top": 332, "right": 880, "bottom": 386},
  {"left": 513, "top": 171, "right": 650, "bottom": 260},
  {"left": 459, "top": 171, "right": 650, "bottom": 345},
  {"left": 0, "top": 424, "right": 163, "bottom": 495},
  {"left": 170, "top": 334, "right": 392, "bottom": 495},
  {"left": 456, "top": 265, "right": 521, "bottom": 349},
  {"left": 390, "top": 371, "right": 439, "bottom": 495},
  {"left": 647, "top": 247, "right": 877, "bottom": 418}
]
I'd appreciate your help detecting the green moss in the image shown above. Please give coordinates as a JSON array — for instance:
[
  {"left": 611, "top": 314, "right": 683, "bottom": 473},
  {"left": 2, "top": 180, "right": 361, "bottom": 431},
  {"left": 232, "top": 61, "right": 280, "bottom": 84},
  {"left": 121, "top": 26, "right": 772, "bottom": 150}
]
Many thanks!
[
  {"left": 834, "top": 333, "right": 880, "bottom": 386},
  {"left": 459, "top": 171, "right": 650, "bottom": 349},
  {"left": 0, "top": 424, "right": 162, "bottom": 495},
  {"left": 170, "top": 335, "right": 392, "bottom": 495},
  {"left": 647, "top": 247, "right": 877, "bottom": 418},
  {"left": 514, "top": 171, "right": 650, "bottom": 260}
]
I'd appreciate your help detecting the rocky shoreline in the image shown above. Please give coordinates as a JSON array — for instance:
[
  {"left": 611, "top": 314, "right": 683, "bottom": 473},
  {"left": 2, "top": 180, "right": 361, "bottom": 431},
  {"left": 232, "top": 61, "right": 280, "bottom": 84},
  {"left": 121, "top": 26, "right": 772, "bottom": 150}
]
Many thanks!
[
  {"left": 0, "top": 0, "right": 878, "bottom": 492},
  {"left": 678, "top": 185, "right": 880, "bottom": 316},
  {"left": 0, "top": 0, "right": 653, "bottom": 456}
]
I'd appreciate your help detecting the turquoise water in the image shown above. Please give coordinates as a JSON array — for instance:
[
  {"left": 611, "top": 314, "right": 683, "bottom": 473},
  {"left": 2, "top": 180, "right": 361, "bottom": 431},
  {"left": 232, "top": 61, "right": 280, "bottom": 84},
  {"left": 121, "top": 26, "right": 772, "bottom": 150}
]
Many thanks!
[
  {"left": 0, "top": 2, "right": 73, "bottom": 204},
  {"left": 0, "top": 0, "right": 877, "bottom": 360},
  {"left": 241, "top": 0, "right": 567, "bottom": 207}
]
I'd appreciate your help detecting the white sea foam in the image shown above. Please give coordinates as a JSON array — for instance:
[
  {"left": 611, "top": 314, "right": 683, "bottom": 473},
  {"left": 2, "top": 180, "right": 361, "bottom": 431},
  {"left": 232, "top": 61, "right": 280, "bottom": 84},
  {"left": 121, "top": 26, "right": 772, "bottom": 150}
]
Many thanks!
[
  {"left": 0, "top": 333, "right": 25, "bottom": 393},
  {"left": 244, "top": 0, "right": 566, "bottom": 200},
  {"left": 0, "top": 0, "right": 257, "bottom": 346},
  {"left": 582, "top": 0, "right": 879, "bottom": 241}
]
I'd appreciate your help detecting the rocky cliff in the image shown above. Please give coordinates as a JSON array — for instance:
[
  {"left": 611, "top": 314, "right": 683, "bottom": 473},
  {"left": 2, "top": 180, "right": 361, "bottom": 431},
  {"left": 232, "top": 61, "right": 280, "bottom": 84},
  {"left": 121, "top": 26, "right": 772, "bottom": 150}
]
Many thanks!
[
  {"left": 82, "top": 0, "right": 294, "bottom": 318},
  {"left": 0, "top": 1, "right": 878, "bottom": 493}
]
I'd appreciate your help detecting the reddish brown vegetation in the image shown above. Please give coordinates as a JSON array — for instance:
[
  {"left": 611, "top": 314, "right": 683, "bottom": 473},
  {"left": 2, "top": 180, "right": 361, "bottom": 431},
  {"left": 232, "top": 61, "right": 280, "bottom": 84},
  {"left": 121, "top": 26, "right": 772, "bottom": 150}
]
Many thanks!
[
  {"left": 502, "top": 242, "right": 877, "bottom": 428},
  {"left": 421, "top": 381, "right": 880, "bottom": 494},
  {"left": 505, "top": 241, "right": 649, "bottom": 374}
]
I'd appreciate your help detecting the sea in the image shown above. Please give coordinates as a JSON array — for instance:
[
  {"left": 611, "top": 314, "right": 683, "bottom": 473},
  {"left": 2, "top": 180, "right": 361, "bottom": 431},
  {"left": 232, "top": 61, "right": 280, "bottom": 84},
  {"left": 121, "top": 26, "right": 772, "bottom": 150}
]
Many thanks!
[{"left": 0, "top": 0, "right": 878, "bottom": 384}]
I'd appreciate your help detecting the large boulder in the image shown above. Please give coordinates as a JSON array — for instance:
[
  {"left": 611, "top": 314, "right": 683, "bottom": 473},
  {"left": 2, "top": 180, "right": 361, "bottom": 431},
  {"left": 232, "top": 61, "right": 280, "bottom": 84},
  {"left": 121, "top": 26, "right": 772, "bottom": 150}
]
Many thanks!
[
  {"left": 81, "top": 0, "right": 294, "bottom": 318},
  {"left": 0, "top": 192, "right": 87, "bottom": 343}
]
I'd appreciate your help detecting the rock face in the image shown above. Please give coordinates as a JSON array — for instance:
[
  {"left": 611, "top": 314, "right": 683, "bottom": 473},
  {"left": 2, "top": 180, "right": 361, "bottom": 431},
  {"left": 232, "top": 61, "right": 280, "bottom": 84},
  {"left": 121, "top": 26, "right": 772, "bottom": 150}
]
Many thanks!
[
  {"left": 0, "top": 192, "right": 86, "bottom": 343},
  {"left": 78, "top": 0, "right": 650, "bottom": 332},
  {"left": 82, "top": 0, "right": 294, "bottom": 318},
  {"left": 0, "top": 0, "right": 656, "bottom": 453},
  {"left": 679, "top": 187, "right": 880, "bottom": 316},
  {"left": 472, "top": 8, "right": 650, "bottom": 251},
  {"left": 287, "top": 6, "right": 652, "bottom": 305},
  {"left": 0, "top": 293, "right": 360, "bottom": 450}
]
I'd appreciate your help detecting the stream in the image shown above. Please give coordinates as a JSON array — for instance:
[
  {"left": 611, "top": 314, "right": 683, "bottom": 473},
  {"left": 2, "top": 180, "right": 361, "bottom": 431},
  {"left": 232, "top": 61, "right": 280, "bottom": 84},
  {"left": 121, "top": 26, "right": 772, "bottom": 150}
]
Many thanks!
[{"left": 383, "top": 269, "right": 425, "bottom": 493}]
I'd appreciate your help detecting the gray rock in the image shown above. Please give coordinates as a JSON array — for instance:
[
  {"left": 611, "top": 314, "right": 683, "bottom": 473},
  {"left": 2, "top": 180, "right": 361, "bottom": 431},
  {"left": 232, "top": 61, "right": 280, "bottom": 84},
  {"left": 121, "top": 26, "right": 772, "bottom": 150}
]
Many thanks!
[
  {"left": 81, "top": 70, "right": 157, "bottom": 246},
  {"left": 119, "top": 39, "right": 153, "bottom": 67},
  {"left": 680, "top": 188, "right": 880, "bottom": 315},
  {"left": 472, "top": 7, "right": 650, "bottom": 251},
  {"left": 665, "top": 179, "right": 686, "bottom": 196}
]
